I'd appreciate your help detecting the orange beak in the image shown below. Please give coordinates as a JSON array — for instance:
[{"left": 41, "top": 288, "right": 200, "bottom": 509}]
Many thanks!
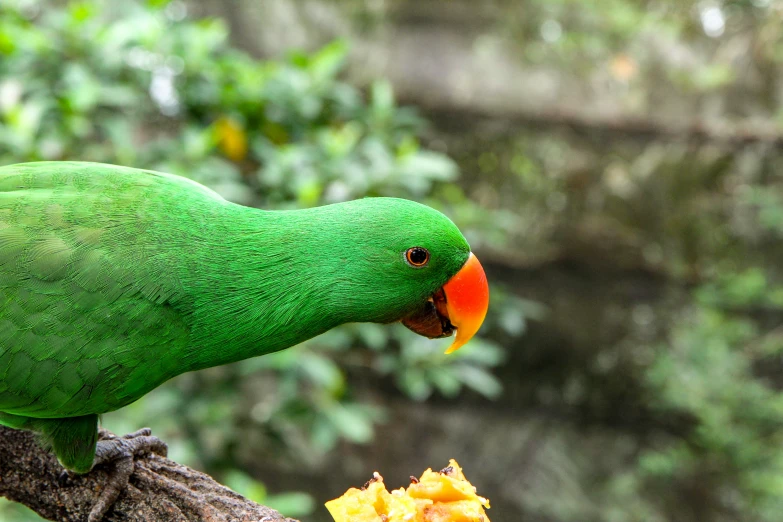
[{"left": 442, "top": 252, "right": 489, "bottom": 354}]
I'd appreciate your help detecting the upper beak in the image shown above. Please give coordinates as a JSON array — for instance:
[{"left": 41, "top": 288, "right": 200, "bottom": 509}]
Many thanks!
[
  {"left": 401, "top": 252, "right": 489, "bottom": 354},
  {"left": 441, "top": 252, "right": 489, "bottom": 353}
]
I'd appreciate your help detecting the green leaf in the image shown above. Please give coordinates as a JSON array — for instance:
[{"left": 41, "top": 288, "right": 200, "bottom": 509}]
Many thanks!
[
  {"left": 297, "top": 352, "right": 345, "bottom": 393},
  {"left": 398, "top": 368, "right": 433, "bottom": 401},
  {"left": 264, "top": 492, "right": 316, "bottom": 518},
  {"left": 455, "top": 365, "right": 503, "bottom": 399},
  {"left": 428, "top": 367, "right": 461, "bottom": 397},
  {"left": 309, "top": 39, "right": 348, "bottom": 83},
  {"left": 222, "top": 470, "right": 268, "bottom": 504},
  {"left": 371, "top": 80, "right": 394, "bottom": 114},
  {"left": 324, "top": 403, "right": 375, "bottom": 443},
  {"left": 68, "top": 2, "right": 96, "bottom": 22},
  {"left": 0, "top": 30, "right": 16, "bottom": 55}
]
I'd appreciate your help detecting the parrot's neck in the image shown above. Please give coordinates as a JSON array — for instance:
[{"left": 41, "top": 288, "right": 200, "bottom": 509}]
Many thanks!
[{"left": 176, "top": 204, "right": 348, "bottom": 373}]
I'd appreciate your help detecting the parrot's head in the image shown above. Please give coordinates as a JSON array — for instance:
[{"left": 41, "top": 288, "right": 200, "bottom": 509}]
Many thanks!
[{"left": 311, "top": 197, "right": 489, "bottom": 353}]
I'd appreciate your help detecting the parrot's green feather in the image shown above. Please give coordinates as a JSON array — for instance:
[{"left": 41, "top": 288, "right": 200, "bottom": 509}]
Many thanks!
[{"left": 0, "top": 161, "right": 470, "bottom": 470}]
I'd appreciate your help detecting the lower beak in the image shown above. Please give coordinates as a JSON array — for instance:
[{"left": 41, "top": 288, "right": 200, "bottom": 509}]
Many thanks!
[{"left": 401, "top": 253, "right": 489, "bottom": 354}]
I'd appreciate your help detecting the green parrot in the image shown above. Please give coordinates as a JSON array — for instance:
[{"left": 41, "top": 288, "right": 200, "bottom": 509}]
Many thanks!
[{"left": 0, "top": 161, "right": 489, "bottom": 520}]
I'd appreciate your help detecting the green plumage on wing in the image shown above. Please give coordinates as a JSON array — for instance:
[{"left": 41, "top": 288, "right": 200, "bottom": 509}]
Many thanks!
[{"left": 0, "top": 161, "right": 485, "bottom": 474}]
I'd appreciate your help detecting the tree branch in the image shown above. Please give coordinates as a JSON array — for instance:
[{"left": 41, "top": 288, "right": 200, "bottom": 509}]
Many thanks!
[
  {"left": 421, "top": 104, "right": 783, "bottom": 148},
  {"left": 0, "top": 426, "right": 299, "bottom": 522}
]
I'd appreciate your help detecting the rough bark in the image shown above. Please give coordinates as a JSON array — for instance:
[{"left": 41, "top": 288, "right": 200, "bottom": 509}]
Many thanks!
[{"left": 0, "top": 426, "right": 299, "bottom": 522}]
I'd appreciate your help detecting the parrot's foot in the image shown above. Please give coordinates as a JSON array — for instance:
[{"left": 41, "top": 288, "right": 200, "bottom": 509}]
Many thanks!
[
  {"left": 57, "top": 469, "right": 76, "bottom": 487},
  {"left": 87, "top": 428, "right": 168, "bottom": 522}
]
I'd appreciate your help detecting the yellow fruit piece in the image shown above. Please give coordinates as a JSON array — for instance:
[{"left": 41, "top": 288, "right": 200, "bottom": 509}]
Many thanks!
[
  {"left": 215, "top": 116, "right": 248, "bottom": 162},
  {"left": 326, "top": 460, "right": 490, "bottom": 522},
  {"left": 418, "top": 500, "right": 489, "bottom": 522}
]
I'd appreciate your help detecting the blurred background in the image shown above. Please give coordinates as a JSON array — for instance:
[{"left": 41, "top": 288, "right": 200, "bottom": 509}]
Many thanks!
[{"left": 2, "top": 0, "right": 783, "bottom": 521}]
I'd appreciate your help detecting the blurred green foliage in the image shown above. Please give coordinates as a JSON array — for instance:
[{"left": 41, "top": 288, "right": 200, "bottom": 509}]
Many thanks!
[
  {"left": 0, "top": 0, "right": 521, "bottom": 520},
  {"left": 410, "top": 0, "right": 783, "bottom": 518},
  {"left": 451, "top": 132, "right": 783, "bottom": 521},
  {"left": 632, "top": 196, "right": 783, "bottom": 521}
]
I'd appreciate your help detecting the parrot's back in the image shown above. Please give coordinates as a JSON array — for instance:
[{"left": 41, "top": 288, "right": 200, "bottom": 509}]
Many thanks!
[{"left": 0, "top": 162, "right": 228, "bottom": 419}]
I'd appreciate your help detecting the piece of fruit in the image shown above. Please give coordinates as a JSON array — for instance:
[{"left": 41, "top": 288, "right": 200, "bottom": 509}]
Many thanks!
[{"left": 326, "top": 460, "right": 490, "bottom": 522}]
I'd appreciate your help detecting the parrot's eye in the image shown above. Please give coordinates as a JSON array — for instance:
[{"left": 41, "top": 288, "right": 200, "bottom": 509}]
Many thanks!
[{"left": 405, "top": 247, "right": 430, "bottom": 267}]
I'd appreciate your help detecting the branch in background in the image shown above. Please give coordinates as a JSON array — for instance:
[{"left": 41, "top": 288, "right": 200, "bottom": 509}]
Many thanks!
[
  {"left": 0, "top": 426, "right": 299, "bottom": 522},
  {"left": 423, "top": 105, "right": 783, "bottom": 148}
]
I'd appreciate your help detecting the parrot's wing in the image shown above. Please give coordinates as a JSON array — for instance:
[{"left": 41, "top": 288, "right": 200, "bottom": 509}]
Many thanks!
[{"left": 0, "top": 162, "right": 214, "bottom": 418}]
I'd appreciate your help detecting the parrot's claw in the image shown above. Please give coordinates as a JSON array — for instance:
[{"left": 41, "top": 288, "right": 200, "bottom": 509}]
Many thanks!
[
  {"left": 121, "top": 427, "right": 153, "bottom": 439},
  {"left": 57, "top": 469, "right": 75, "bottom": 487},
  {"left": 87, "top": 428, "right": 168, "bottom": 522}
]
